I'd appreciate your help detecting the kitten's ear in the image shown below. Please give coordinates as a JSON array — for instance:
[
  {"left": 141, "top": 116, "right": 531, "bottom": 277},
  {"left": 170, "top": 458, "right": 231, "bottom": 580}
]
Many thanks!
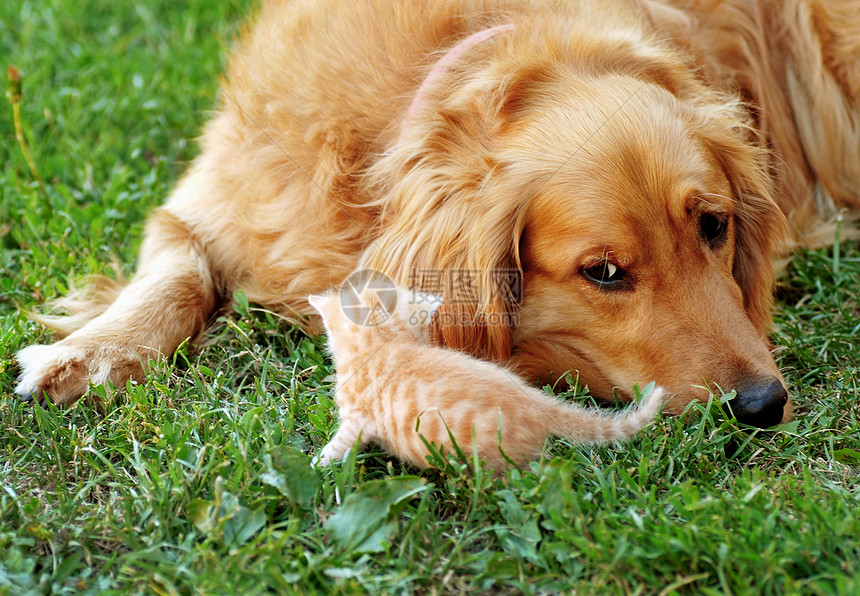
[{"left": 307, "top": 294, "right": 327, "bottom": 314}]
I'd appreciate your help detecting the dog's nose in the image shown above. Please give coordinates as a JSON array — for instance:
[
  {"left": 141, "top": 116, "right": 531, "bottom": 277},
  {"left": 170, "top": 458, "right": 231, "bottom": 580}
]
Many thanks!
[{"left": 732, "top": 376, "right": 788, "bottom": 427}]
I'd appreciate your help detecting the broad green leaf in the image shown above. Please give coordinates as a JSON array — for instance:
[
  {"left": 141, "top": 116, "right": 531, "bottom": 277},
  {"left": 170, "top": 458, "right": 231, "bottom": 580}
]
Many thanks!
[
  {"left": 261, "top": 446, "right": 321, "bottom": 510},
  {"left": 326, "top": 476, "right": 426, "bottom": 554},
  {"left": 834, "top": 448, "right": 860, "bottom": 465}
]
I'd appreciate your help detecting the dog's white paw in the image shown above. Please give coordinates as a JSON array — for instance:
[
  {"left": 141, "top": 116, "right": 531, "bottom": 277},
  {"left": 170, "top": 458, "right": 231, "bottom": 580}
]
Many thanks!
[{"left": 15, "top": 342, "right": 132, "bottom": 405}]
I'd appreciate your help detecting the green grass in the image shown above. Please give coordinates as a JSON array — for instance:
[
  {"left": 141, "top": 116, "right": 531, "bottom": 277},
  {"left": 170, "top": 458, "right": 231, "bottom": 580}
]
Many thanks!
[{"left": 2, "top": 1, "right": 859, "bottom": 594}]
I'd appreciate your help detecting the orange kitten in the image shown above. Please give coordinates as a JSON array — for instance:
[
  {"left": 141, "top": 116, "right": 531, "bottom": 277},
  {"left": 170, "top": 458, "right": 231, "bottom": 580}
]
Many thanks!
[{"left": 308, "top": 285, "right": 664, "bottom": 469}]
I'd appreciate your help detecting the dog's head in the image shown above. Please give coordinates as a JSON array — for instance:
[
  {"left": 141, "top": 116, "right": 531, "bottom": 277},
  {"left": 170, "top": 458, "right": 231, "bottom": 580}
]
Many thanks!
[{"left": 362, "top": 21, "right": 792, "bottom": 426}]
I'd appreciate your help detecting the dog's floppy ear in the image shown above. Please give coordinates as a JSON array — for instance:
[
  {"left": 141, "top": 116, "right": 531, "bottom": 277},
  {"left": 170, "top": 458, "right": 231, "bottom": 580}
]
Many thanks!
[
  {"left": 360, "top": 170, "right": 525, "bottom": 361},
  {"left": 360, "top": 69, "right": 537, "bottom": 362},
  {"left": 699, "top": 113, "right": 791, "bottom": 335}
]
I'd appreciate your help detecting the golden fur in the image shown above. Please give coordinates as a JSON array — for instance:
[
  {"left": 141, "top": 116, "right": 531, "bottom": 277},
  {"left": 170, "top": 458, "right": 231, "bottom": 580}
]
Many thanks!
[{"left": 16, "top": 0, "right": 860, "bottom": 427}]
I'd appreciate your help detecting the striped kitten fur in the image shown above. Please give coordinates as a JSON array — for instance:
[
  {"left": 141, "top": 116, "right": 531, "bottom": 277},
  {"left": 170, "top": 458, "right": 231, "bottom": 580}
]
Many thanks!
[{"left": 309, "top": 286, "right": 664, "bottom": 469}]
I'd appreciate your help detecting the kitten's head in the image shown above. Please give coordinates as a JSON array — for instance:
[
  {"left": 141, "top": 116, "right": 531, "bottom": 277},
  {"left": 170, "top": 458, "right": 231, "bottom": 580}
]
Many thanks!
[{"left": 308, "top": 286, "right": 443, "bottom": 345}]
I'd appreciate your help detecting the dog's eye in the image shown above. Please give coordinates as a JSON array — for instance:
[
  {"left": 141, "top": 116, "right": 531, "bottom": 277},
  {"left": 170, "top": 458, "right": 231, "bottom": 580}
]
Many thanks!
[
  {"left": 582, "top": 261, "right": 628, "bottom": 290},
  {"left": 700, "top": 213, "right": 728, "bottom": 249}
]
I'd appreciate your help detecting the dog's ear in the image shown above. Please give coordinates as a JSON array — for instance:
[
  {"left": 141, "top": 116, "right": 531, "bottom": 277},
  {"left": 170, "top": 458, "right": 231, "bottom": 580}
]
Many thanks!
[
  {"left": 699, "top": 114, "right": 791, "bottom": 335},
  {"left": 618, "top": 34, "right": 792, "bottom": 336},
  {"left": 360, "top": 173, "right": 526, "bottom": 361},
  {"left": 360, "top": 68, "right": 538, "bottom": 362}
]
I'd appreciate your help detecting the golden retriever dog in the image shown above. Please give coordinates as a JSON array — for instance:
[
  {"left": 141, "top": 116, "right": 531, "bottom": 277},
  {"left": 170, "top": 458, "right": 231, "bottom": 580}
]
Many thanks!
[{"left": 15, "top": 0, "right": 860, "bottom": 428}]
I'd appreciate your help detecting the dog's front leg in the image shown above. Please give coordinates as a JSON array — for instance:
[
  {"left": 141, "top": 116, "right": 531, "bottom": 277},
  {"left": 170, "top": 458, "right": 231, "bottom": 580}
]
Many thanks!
[{"left": 15, "top": 208, "right": 217, "bottom": 406}]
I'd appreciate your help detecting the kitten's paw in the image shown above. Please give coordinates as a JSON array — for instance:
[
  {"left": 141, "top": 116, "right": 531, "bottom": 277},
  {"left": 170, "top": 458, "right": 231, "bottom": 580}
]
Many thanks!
[
  {"left": 14, "top": 342, "right": 143, "bottom": 405},
  {"left": 313, "top": 444, "right": 349, "bottom": 467}
]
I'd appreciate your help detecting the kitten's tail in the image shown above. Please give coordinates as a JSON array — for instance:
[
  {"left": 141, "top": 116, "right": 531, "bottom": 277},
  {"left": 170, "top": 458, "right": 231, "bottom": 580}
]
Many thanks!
[{"left": 548, "top": 386, "right": 665, "bottom": 444}]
